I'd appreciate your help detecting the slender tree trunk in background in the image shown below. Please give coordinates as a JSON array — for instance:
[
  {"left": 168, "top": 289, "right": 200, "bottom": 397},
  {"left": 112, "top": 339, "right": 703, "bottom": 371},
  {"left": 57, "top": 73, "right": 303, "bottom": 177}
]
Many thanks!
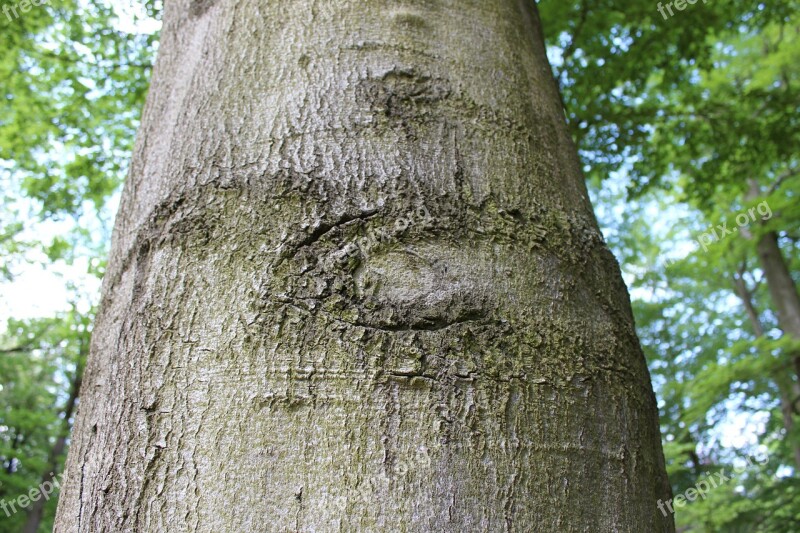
[
  {"left": 733, "top": 272, "right": 800, "bottom": 469},
  {"left": 755, "top": 232, "right": 800, "bottom": 452},
  {"left": 55, "top": 1, "right": 672, "bottom": 531},
  {"left": 748, "top": 180, "right": 800, "bottom": 372},
  {"left": 747, "top": 180, "right": 800, "bottom": 444},
  {"left": 757, "top": 231, "right": 800, "bottom": 341}
]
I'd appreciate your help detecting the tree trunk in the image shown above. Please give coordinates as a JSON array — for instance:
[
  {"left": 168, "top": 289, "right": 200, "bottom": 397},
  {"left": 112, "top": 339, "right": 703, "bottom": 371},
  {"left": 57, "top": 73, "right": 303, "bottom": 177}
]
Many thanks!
[
  {"left": 754, "top": 232, "right": 800, "bottom": 452},
  {"left": 733, "top": 270, "right": 800, "bottom": 468},
  {"left": 55, "top": 1, "right": 672, "bottom": 531},
  {"left": 746, "top": 180, "right": 800, "bottom": 453},
  {"left": 756, "top": 231, "right": 800, "bottom": 339}
]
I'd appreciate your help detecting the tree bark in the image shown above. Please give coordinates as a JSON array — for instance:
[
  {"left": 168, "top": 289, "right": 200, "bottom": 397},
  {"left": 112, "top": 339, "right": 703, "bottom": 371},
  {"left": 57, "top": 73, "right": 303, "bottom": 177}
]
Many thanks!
[
  {"left": 746, "top": 180, "right": 800, "bottom": 452},
  {"left": 753, "top": 232, "right": 800, "bottom": 455},
  {"left": 55, "top": 1, "right": 672, "bottom": 531},
  {"left": 756, "top": 231, "right": 800, "bottom": 340},
  {"left": 747, "top": 180, "right": 800, "bottom": 373}
]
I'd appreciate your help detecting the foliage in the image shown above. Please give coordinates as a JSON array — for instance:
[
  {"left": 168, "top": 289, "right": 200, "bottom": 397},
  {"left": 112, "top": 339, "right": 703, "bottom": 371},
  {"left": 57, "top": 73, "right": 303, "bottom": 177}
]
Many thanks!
[
  {"left": 540, "top": 0, "right": 800, "bottom": 530},
  {"left": 0, "top": 0, "right": 155, "bottom": 279},
  {"left": 0, "top": 310, "right": 90, "bottom": 532},
  {"left": 0, "top": 0, "right": 156, "bottom": 530}
]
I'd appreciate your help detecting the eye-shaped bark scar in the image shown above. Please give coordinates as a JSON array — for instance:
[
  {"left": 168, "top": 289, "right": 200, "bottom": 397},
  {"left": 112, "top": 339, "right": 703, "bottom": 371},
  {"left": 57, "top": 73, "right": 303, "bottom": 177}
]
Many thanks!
[
  {"left": 352, "top": 243, "right": 494, "bottom": 332},
  {"left": 357, "top": 67, "right": 452, "bottom": 121}
]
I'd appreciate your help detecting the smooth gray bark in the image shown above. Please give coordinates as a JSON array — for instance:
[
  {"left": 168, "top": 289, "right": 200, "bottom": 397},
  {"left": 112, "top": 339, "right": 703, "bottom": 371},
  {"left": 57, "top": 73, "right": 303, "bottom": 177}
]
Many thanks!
[{"left": 55, "top": 1, "right": 673, "bottom": 531}]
